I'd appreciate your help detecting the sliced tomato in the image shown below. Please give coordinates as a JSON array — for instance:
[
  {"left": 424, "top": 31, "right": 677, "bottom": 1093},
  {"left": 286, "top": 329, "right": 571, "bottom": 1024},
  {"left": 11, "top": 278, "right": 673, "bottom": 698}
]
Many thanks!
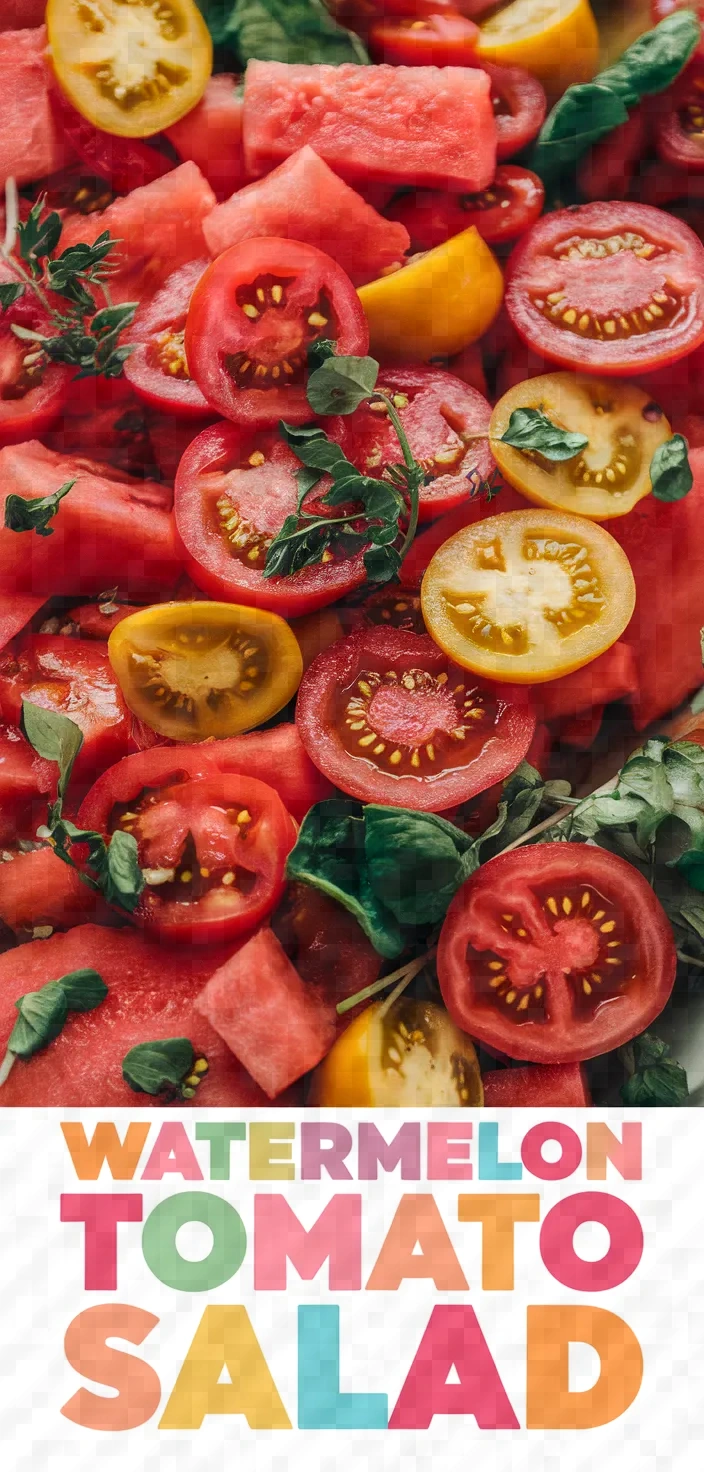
[
  {"left": 484, "top": 62, "right": 547, "bottom": 160},
  {"left": 482, "top": 1061, "right": 591, "bottom": 1105},
  {"left": 0, "top": 594, "right": 45, "bottom": 654},
  {"left": 295, "top": 626, "right": 536, "bottom": 812},
  {"left": 438, "top": 844, "right": 677, "bottom": 1063},
  {"left": 656, "top": 58, "right": 704, "bottom": 172},
  {"left": 444, "top": 343, "right": 489, "bottom": 396},
  {"left": 349, "top": 584, "right": 426, "bottom": 636},
  {"left": 44, "top": 376, "right": 156, "bottom": 478},
  {"left": 0, "top": 635, "right": 130, "bottom": 785},
  {"left": 0, "top": 279, "right": 70, "bottom": 447},
  {"left": 578, "top": 105, "right": 650, "bottom": 203},
  {"left": 273, "top": 882, "right": 381, "bottom": 1023},
  {"left": 399, "top": 482, "right": 530, "bottom": 590},
  {"left": 165, "top": 73, "right": 249, "bottom": 201},
  {"left": 309, "top": 996, "right": 483, "bottom": 1106},
  {"left": 49, "top": 86, "right": 174, "bottom": 194},
  {"left": 174, "top": 420, "right": 368, "bottom": 615},
  {"left": 369, "top": 13, "right": 480, "bottom": 65},
  {"left": 336, "top": 364, "right": 495, "bottom": 523},
  {"left": 0, "top": 723, "right": 53, "bottom": 846},
  {"left": 124, "top": 259, "right": 211, "bottom": 417},
  {"left": 387, "top": 166, "right": 544, "bottom": 252},
  {"left": 185, "top": 237, "right": 369, "bottom": 428},
  {"left": 505, "top": 202, "right": 704, "bottom": 374},
  {"left": 64, "top": 601, "right": 140, "bottom": 642}
]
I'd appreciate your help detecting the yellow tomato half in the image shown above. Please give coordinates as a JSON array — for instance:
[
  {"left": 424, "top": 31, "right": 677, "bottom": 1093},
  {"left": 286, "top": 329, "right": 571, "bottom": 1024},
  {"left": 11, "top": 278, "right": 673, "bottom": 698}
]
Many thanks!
[
  {"left": 421, "top": 507, "right": 636, "bottom": 684},
  {"left": 490, "top": 374, "right": 672, "bottom": 520},
  {"left": 108, "top": 601, "right": 302, "bottom": 740},
  {"left": 357, "top": 227, "right": 504, "bottom": 360},
  {"left": 309, "top": 996, "right": 483, "bottom": 1107},
  {"left": 477, "top": 0, "right": 600, "bottom": 97},
  {"left": 47, "top": 0, "right": 212, "bottom": 138}
]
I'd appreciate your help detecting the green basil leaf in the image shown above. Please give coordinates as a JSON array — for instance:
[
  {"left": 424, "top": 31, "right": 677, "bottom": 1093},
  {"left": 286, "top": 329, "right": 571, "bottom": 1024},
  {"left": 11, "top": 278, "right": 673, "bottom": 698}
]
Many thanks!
[
  {"left": 208, "top": 0, "right": 370, "bottom": 64},
  {"left": 17, "top": 201, "right": 63, "bottom": 271},
  {"left": 56, "top": 969, "right": 108, "bottom": 1012},
  {"left": 364, "top": 805, "right": 473, "bottom": 927},
  {"left": 500, "top": 407, "right": 589, "bottom": 461},
  {"left": 4, "top": 478, "right": 76, "bottom": 538},
  {"left": 620, "top": 1031, "right": 688, "bottom": 1106},
  {"left": 102, "top": 830, "right": 145, "bottom": 912},
  {"left": 599, "top": 9, "right": 700, "bottom": 106},
  {"left": 122, "top": 1038, "right": 195, "bottom": 1096},
  {"left": 363, "top": 542, "right": 403, "bottom": 585},
  {"left": 8, "top": 983, "right": 69, "bottom": 1060},
  {"left": 21, "top": 701, "right": 83, "bottom": 805},
  {"left": 0, "top": 282, "right": 25, "bottom": 310},
  {"left": 286, "top": 800, "right": 404, "bottom": 958},
  {"left": 306, "top": 354, "right": 380, "bottom": 415},
  {"left": 649, "top": 434, "right": 693, "bottom": 501},
  {"left": 307, "top": 337, "right": 338, "bottom": 372}
]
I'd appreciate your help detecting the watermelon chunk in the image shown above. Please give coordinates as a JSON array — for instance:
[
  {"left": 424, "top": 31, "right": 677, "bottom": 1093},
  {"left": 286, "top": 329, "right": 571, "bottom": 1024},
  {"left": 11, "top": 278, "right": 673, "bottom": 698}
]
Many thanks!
[
  {"left": 0, "top": 925, "right": 279, "bottom": 1107},
  {"left": 204, "top": 146, "right": 410, "bottom": 286},
  {"left": 166, "top": 74, "right": 249, "bottom": 201},
  {"left": 243, "top": 62, "right": 496, "bottom": 192},
  {"left": 196, "top": 927, "right": 336, "bottom": 1098},
  {"left": 0, "top": 27, "right": 73, "bottom": 189},
  {"left": 482, "top": 1064, "right": 591, "bottom": 1108},
  {"left": 0, "top": 847, "right": 107, "bottom": 932},
  {"left": 59, "top": 162, "right": 216, "bottom": 304}
]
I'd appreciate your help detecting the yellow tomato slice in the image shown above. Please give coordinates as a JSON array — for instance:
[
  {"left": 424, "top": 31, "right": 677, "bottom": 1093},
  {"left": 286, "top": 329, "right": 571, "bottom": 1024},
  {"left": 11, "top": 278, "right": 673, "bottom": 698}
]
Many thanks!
[
  {"left": 108, "top": 601, "right": 302, "bottom": 740},
  {"left": 308, "top": 997, "right": 483, "bottom": 1108},
  {"left": 421, "top": 508, "right": 635, "bottom": 684},
  {"left": 357, "top": 227, "right": 504, "bottom": 360},
  {"left": 490, "top": 374, "right": 672, "bottom": 520},
  {"left": 476, "top": 0, "right": 599, "bottom": 96},
  {"left": 47, "top": 0, "right": 212, "bottom": 138}
]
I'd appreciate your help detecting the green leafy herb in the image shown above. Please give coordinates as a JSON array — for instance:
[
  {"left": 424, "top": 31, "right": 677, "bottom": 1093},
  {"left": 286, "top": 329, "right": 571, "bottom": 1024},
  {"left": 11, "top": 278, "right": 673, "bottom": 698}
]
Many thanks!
[
  {"left": 122, "top": 1038, "right": 196, "bottom": 1098},
  {"left": 196, "top": 0, "right": 369, "bottom": 64},
  {"left": 0, "top": 969, "right": 107, "bottom": 1087},
  {"left": 0, "top": 282, "right": 25, "bottom": 309},
  {"left": 306, "top": 337, "right": 338, "bottom": 373},
  {"left": 649, "top": 434, "right": 693, "bottom": 502},
  {"left": 307, "top": 354, "right": 380, "bottom": 415},
  {"left": 620, "top": 1032, "right": 689, "bottom": 1105},
  {"left": 50, "top": 819, "right": 145, "bottom": 914},
  {"left": 499, "top": 408, "right": 589, "bottom": 462},
  {"left": 4, "top": 478, "right": 76, "bottom": 538},
  {"left": 286, "top": 799, "right": 404, "bottom": 957},
  {"left": 57, "top": 969, "right": 109, "bottom": 1012},
  {"left": 21, "top": 701, "right": 83, "bottom": 813},
  {"left": 363, "top": 806, "right": 475, "bottom": 928}
]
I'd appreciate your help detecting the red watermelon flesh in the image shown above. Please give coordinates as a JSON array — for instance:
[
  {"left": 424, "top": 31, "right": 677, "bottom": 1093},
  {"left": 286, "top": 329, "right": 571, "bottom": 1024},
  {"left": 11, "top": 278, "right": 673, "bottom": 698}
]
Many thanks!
[
  {"left": 0, "top": 28, "right": 73, "bottom": 189},
  {"left": 204, "top": 146, "right": 410, "bottom": 286},
  {"left": 482, "top": 1063, "right": 591, "bottom": 1107},
  {"left": 0, "top": 925, "right": 275, "bottom": 1107},
  {"left": 59, "top": 162, "right": 216, "bottom": 304},
  {"left": 243, "top": 62, "right": 496, "bottom": 192},
  {"left": 0, "top": 847, "right": 108, "bottom": 933},
  {"left": 0, "top": 2, "right": 46, "bottom": 29},
  {"left": 166, "top": 74, "right": 249, "bottom": 201}
]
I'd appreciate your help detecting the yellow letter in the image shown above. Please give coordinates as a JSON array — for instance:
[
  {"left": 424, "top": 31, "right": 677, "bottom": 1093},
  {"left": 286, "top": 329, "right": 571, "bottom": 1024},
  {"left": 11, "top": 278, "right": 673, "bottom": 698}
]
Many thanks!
[{"left": 159, "top": 1306, "right": 291, "bottom": 1430}]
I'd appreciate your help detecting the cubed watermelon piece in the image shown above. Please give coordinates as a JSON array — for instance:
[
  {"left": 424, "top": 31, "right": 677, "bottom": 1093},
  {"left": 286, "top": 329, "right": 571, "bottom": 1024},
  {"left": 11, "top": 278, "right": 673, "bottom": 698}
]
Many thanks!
[
  {"left": 0, "top": 27, "right": 74, "bottom": 189},
  {"left": 482, "top": 1064, "right": 591, "bottom": 1107},
  {"left": 0, "top": 846, "right": 107, "bottom": 932},
  {"left": 166, "top": 74, "right": 249, "bottom": 201},
  {"left": 204, "top": 146, "right": 410, "bottom": 286},
  {"left": 196, "top": 927, "right": 337, "bottom": 1098},
  {"left": 243, "top": 62, "right": 496, "bottom": 193}
]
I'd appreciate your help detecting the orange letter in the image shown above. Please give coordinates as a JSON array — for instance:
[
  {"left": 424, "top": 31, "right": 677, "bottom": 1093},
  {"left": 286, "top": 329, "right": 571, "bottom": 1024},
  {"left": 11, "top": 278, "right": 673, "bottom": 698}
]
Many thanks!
[
  {"left": 159, "top": 1306, "right": 291, "bottom": 1430},
  {"left": 62, "top": 1304, "right": 161, "bottom": 1431},
  {"left": 61, "top": 1122, "right": 150, "bottom": 1181},
  {"left": 458, "top": 1194, "right": 541, "bottom": 1289},
  {"left": 527, "top": 1306, "right": 643, "bottom": 1429},
  {"left": 587, "top": 1123, "right": 642, "bottom": 1180},
  {"left": 367, "top": 1194, "right": 468, "bottom": 1291}
]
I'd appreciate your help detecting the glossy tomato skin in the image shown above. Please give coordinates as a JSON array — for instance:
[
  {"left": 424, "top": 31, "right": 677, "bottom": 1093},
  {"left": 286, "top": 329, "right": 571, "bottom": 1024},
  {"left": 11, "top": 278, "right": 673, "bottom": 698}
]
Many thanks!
[
  {"left": 0, "top": 281, "right": 71, "bottom": 447},
  {"left": 0, "top": 723, "right": 54, "bottom": 845},
  {"left": 578, "top": 105, "right": 650, "bottom": 203},
  {"left": 174, "top": 419, "right": 367, "bottom": 615},
  {"left": 387, "top": 166, "right": 545, "bottom": 252},
  {"left": 335, "top": 363, "right": 495, "bottom": 522},
  {"left": 482, "top": 1062, "right": 591, "bottom": 1106},
  {"left": 0, "top": 635, "right": 130, "bottom": 786},
  {"left": 295, "top": 626, "right": 536, "bottom": 812},
  {"left": 185, "top": 237, "right": 369, "bottom": 428},
  {"left": 0, "top": 593, "right": 45, "bottom": 654},
  {"left": 484, "top": 63, "right": 547, "bottom": 160},
  {"left": 369, "top": 14, "right": 480, "bottom": 66},
  {"left": 438, "top": 844, "right": 677, "bottom": 1063},
  {"left": 49, "top": 86, "right": 174, "bottom": 194},
  {"left": 124, "top": 259, "right": 212, "bottom": 416},
  {"left": 505, "top": 202, "right": 704, "bottom": 374},
  {"left": 656, "top": 59, "right": 704, "bottom": 172}
]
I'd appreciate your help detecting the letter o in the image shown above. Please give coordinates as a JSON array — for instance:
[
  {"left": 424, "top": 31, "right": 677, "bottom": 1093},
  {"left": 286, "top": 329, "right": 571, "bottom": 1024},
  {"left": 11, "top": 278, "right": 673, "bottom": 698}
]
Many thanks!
[
  {"left": 142, "top": 1192, "right": 247, "bottom": 1291},
  {"left": 521, "top": 1122, "right": 582, "bottom": 1180},
  {"left": 540, "top": 1192, "right": 643, "bottom": 1290}
]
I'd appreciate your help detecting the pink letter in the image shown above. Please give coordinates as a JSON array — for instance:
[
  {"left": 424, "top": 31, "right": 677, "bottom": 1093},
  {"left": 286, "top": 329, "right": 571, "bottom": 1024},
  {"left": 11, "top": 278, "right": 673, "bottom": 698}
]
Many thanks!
[
  {"left": 254, "top": 1195, "right": 362, "bottom": 1290},
  {"left": 428, "top": 1123, "right": 473, "bottom": 1181},
  {"left": 61, "top": 1195, "right": 143, "bottom": 1291},
  {"left": 389, "top": 1306, "right": 519, "bottom": 1430},
  {"left": 541, "top": 1192, "right": 644, "bottom": 1290},
  {"left": 521, "top": 1122, "right": 582, "bottom": 1180},
  {"left": 301, "top": 1123, "right": 353, "bottom": 1180},
  {"left": 141, "top": 1122, "right": 204, "bottom": 1181},
  {"left": 587, "top": 1123, "right": 642, "bottom": 1180},
  {"left": 358, "top": 1123, "right": 420, "bottom": 1180}
]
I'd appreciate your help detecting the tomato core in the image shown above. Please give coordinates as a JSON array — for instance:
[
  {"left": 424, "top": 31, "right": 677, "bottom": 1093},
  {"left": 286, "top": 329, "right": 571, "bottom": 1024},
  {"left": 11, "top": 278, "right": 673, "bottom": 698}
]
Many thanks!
[{"left": 337, "top": 664, "right": 491, "bottom": 777}]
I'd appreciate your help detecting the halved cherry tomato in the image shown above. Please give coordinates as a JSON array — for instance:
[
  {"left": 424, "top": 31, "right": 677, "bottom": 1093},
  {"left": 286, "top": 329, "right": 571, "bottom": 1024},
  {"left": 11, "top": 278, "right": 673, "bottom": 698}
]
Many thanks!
[
  {"left": 387, "top": 166, "right": 545, "bottom": 252},
  {"left": 334, "top": 364, "right": 495, "bottom": 523},
  {"left": 0, "top": 636, "right": 130, "bottom": 785},
  {"left": 578, "top": 106, "right": 651, "bottom": 203},
  {"left": 358, "top": 226, "right": 504, "bottom": 360},
  {"left": 0, "top": 279, "right": 70, "bottom": 448},
  {"left": 0, "top": 723, "right": 53, "bottom": 846},
  {"left": 49, "top": 86, "right": 174, "bottom": 194},
  {"left": 484, "top": 63, "right": 547, "bottom": 159},
  {"left": 107, "top": 772, "right": 292, "bottom": 943},
  {"left": 124, "top": 259, "right": 211, "bottom": 417},
  {"left": 482, "top": 1061, "right": 591, "bottom": 1105},
  {"left": 656, "top": 58, "right": 704, "bottom": 172},
  {"left": 476, "top": 0, "right": 599, "bottom": 96},
  {"left": 64, "top": 601, "right": 141, "bottom": 641},
  {"left": 369, "top": 13, "right": 480, "bottom": 65},
  {"left": 505, "top": 202, "right": 704, "bottom": 375},
  {"left": 108, "top": 601, "right": 303, "bottom": 742},
  {"left": 174, "top": 421, "right": 368, "bottom": 616},
  {"left": 349, "top": 584, "right": 426, "bottom": 636},
  {"left": 308, "top": 996, "right": 483, "bottom": 1106},
  {"left": 490, "top": 373, "right": 672, "bottom": 519},
  {"left": 295, "top": 627, "right": 536, "bottom": 811},
  {"left": 185, "top": 237, "right": 369, "bottom": 428},
  {"left": 421, "top": 507, "right": 636, "bottom": 684},
  {"left": 438, "top": 843, "right": 677, "bottom": 1062},
  {"left": 47, "top": 0, "right": 213, "bottom": 138}
]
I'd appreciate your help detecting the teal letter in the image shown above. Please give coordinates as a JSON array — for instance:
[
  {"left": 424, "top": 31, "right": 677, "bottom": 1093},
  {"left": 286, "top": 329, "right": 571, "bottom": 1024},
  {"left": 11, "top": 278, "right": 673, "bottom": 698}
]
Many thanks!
[
  {"left": 479, "top": 1122, "right": 522, "bottom": 1181},
  {"left": 298, "top": 1307, "right": 387, "bottom": 1429},
  {"left": 195, "top": 1123, "right": 246, "bottom": 1180},
  {"left": 142, "top": 1192, "right": 246, "bottom": 1291}
]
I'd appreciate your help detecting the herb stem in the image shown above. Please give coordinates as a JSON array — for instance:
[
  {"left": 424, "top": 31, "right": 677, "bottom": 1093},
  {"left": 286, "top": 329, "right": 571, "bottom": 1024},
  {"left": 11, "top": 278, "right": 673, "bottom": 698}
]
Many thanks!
[
  {"left": 500, "top": 775, "right": 620, "bottom": 853},
  {"left": 677, "top": 950, "right": 704, "bottom": 970},
  {"left": 3, "top": 176, "right": 18, "bottom": 256},
  {"left": 337, "top": 947, "right": 436, "bottom": 1016},
  {"left": 379, "top": 393, "right": 421, "bottom": 565},
  {"left": 0, "top": 1048, "right": 16, "bottom": 1088}
]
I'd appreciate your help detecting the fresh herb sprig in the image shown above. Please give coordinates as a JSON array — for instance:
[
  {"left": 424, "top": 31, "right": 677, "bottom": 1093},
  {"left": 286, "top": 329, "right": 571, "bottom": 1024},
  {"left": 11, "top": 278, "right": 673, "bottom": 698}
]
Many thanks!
[
  {"left": 620, "top": 1031, "right": 689, "bottom": 1106},
  {"left": 0, "top": 969, "right": 107, "bottom": 1088},
  {"left": 0, "top": 179, "right": 137, "bottom": 380},
  {"left": 499, "top": 408, "right": 693, "bottom": 500},
  {"left": 195, "top": 0, "right": 369, "bottom": 65},
  {"left": 4, "top": 478, "right": 76, "bottom": 538},
  {"left": 122, "top": 1038, "right": 209, "bottom": 1100}
]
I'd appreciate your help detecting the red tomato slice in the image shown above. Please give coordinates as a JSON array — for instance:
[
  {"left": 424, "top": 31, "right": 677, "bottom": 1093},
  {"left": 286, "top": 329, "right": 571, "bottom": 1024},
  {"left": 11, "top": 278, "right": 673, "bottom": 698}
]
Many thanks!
[
  {"left": 49, "top": 86, "right": 174, "bottom": 195},
  {"left": 482, "top": 1062, "right": 591, "bottom": 1106},
  {"left": 656, "top": 58, "right": 704, "bottom": 172},
  {"left": 369, "top": 14, "right": 479, "bottom": 65},
  {"left": 185, "top": 237, "right": 370, "bottom": 428},
  {"left": 0, "top": 722, "right": 53, "bottom": 845},
  {"left": 64, "top": 601, "right": 140, "bottom": 641},
  {"left": 110, "top": 773, "right": 293, "bottom": 943},
  {"left": 0, "top": 635, "right": 130, "bottom": 785},
  {"left": 387, "top": 166, "right": 545, "bottom": 251},
  {"left": 273, "top": 881, "right": 381, "bottom": 1022},
  {"left": 295, "top": 626, "right": 536, "bottom": 812},
  {"left": 0, "top": 593, "right": 45, "bottom": 653},
  {"left": 0, "top": 277, "right": 70, "bottom": 447},
  {"left": 124, "top": 259, "right": 212, "bottom": 417},
  {"left": 578, "top": 105, "right": 650, "bottom": 202},
  {"left": 335, "top": 363, "right": 495, "bottom": 523},
  {"left": 45, "top": 372, "right": 155, "bottom": 478},
  {"left": 438, "top": 844, "right": 677, "bottom": 1063},
  {"left": 483, "top": 63, "right": 547, "bottom": 160},
  {"left": 505, "top": 201, "right": 704, "bottom": 374},
  {"left": 174, "top": 419, "right": 367, "bottom": 615}
]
